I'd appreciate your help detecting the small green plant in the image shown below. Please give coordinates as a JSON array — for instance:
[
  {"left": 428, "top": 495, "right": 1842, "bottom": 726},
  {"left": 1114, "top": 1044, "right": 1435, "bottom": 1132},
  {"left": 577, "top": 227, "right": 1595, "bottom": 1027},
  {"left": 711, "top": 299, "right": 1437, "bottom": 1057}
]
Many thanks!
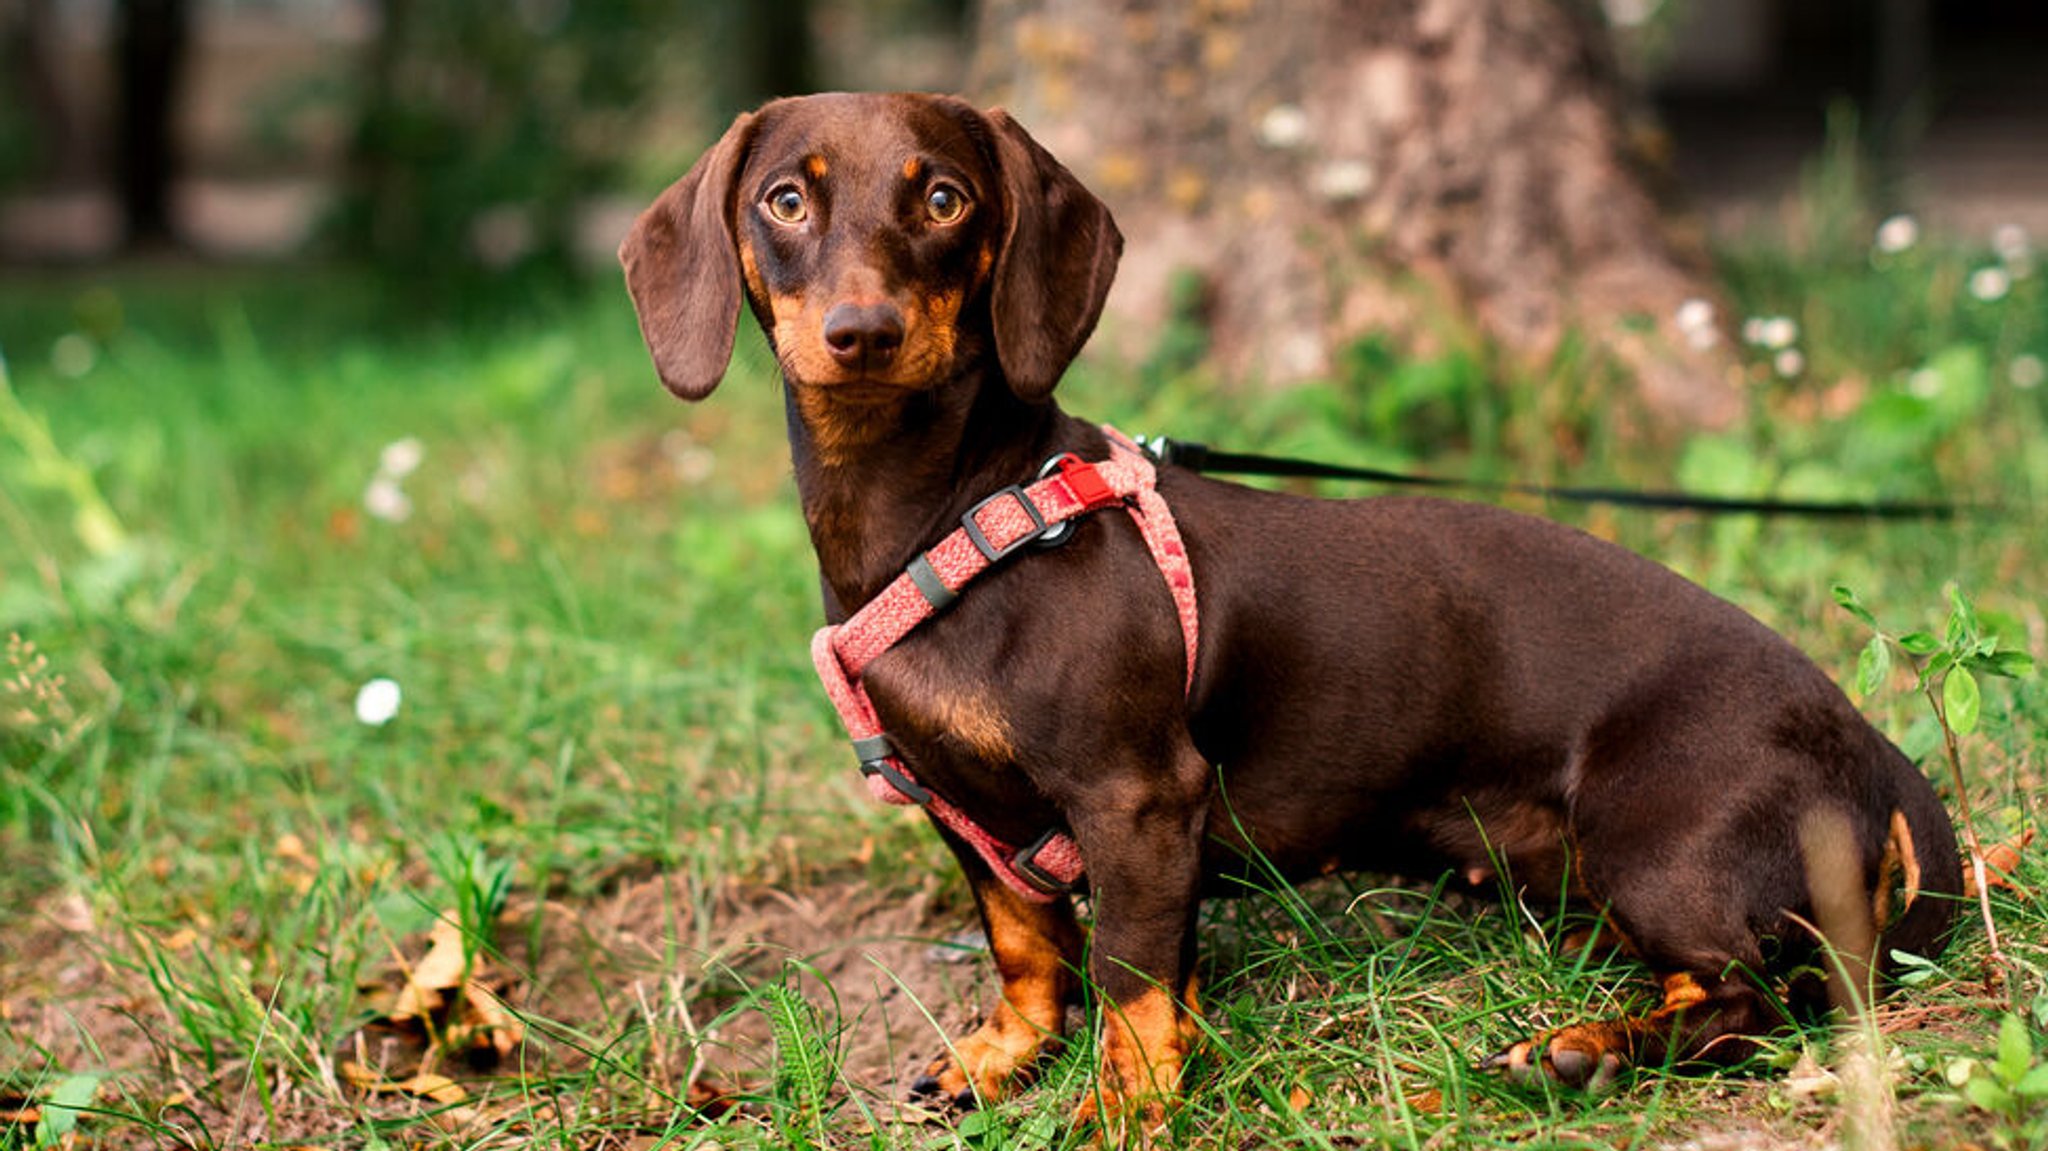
[
  {"left": 1947, "top": 1011, "right": 2048, "bottom": 1148},
  {"left": 426, "top": 837, "right": 515, "bottom": 952},
  {"left": 756, "top": 963, "right": 846, "bottom": 1148},
  {"left": 1834, "top": 581, "right": 2037, "bottom": 968}
]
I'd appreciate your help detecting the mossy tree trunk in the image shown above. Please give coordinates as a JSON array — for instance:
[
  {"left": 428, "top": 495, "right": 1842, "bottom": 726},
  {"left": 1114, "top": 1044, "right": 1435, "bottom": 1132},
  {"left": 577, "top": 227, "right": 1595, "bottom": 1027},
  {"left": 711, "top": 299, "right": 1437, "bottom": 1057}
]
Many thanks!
[{"left": 971, "top": 0, "right": 1741, "bottom": 426}]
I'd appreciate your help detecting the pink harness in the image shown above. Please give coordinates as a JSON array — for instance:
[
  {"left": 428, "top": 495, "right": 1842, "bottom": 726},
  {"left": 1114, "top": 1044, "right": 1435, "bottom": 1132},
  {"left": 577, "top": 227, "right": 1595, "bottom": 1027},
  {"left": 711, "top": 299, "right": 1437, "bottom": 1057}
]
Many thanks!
[{"left": 810, "top": 427, "right": 1200, "bottom": 902}]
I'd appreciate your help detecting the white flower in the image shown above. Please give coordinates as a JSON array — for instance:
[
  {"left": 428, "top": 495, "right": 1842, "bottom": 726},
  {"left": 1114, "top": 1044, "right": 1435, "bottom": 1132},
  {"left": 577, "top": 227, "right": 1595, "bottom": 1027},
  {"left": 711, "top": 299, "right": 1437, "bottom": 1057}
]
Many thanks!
[
  {"left": 1874, "top": 214, "right": 1919, "bottom": 254},
  {"left": 1993, "top": 223, "right": 2032, "bottom": 266},
  {"left": 1741, "top": 315, "right": 1798, "bottom": 350},
  {"left": 1674, "top": 298, "right": 1718, "bottom": 349},
  {"left": 1311, "top": 160, "right": 1374, "bottom": 202},
  {"left": 1257, "top": 104, "right": 1310, "bottom": 150},
  {"left": 51, "top": 333, "right": 96, "bottom": 378},
  {"left": 2012, "top": 353, "right": 2045, "bottom": 390},
  {"left": 364, "top": 476, "right": 413, "bottom": 523},
  {"left": 1602, "top": 0, "right": 1661, "bottom": 28},
  {"left": 1774, "top": 348, "right": 1805, "bottom": 378},
  {"left": 354, "top": 677, "right": 402, "bottom": 726},
  {"left": 378, "top": 437, "right": 425, "bottom": 479},
  {"left": 1969, "top": 266, "right": 2011, "bottom": 302},
  {"left": 676, "top": 446, "right": 715, "bottom": 485}
]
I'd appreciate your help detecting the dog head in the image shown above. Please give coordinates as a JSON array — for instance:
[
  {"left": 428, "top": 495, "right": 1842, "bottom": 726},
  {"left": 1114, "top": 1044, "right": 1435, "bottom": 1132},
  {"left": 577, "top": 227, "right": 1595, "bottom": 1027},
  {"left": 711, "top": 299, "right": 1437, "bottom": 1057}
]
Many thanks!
[{"left": 620, "top": 92, "right": 1122, "bottom": 406}]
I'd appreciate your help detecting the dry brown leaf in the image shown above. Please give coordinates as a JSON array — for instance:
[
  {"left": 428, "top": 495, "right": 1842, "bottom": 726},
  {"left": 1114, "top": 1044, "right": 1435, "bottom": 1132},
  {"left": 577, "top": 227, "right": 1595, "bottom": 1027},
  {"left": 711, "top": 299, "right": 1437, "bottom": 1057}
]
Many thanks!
[
  {"left": 1783, "top": 1052, "right": 1839, "bottom": 1098},
  {"left": 684, "top": 1078, "right": 739, "bottom": 1120},
  {"left": 1405, "top": 1088, "right": 1442, "bottom": 1114},
  {"left": 1965, "top": 829, "right": 2036, "bottom": 898},
  {"left": 394, "top": 913, "right": 472, "bottom": 1020},
  {"left": 340, "top": 1061, "right": 477, "bottom": 1130},
  {"left": 340, "top": 1061, "right": 467, "bottom": 1103},
  {"left": 449, "top": 980, "right": 525, "bottom": 1061},
  {"left": 275, "top": 833, "right": 316, "bottom": 868}
]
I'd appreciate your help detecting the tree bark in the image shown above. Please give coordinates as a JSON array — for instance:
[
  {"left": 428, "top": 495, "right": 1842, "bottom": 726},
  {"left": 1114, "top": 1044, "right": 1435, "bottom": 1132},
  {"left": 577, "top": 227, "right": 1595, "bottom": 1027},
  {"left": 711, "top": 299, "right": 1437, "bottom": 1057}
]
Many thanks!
[
  {"left": 114, "top": 0, "right": 191, "bottom": 250},
  {"left": 971, "top": 0, "right": 1740, "bottom": 427}
]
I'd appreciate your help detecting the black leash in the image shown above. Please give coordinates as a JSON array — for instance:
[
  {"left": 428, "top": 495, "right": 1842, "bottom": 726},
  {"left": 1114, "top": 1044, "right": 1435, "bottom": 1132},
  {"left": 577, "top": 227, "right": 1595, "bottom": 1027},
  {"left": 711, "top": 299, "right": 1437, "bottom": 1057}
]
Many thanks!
[{"left": 1138, "top": 437, "right": 1973, "bottom": 522}]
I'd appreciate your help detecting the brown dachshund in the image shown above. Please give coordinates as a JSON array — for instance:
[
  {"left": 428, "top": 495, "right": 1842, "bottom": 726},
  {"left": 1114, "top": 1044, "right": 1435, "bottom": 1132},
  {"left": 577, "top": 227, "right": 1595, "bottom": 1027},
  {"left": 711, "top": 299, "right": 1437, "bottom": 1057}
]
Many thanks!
[{"left": 620, "top": 92, "right": 1961, "bottom": 1135}]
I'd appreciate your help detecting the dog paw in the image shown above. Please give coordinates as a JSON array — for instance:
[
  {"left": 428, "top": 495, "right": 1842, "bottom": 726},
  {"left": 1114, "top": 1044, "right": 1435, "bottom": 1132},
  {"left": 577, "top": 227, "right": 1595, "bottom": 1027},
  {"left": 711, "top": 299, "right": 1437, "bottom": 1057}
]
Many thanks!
[
  {"left": 907, "top": 1065, "right": 979, "bottom": 1112},
  {"left": 1481, "top": 1028, "right": 1628, "bottom": 1092},
  {"left": 1073, "top": 1087, "right": 1168, "bottom": 1148},
  {"left": 909, "top": 1027, "right": 1046, "bottom": 1111}
]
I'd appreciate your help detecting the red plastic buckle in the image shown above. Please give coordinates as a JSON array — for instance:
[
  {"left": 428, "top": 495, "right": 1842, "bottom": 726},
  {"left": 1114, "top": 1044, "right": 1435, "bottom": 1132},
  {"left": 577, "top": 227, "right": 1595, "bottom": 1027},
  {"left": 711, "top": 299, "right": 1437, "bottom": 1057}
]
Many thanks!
[{"left": 1058, "top": 455, "right": 1116, "bottom": 509}]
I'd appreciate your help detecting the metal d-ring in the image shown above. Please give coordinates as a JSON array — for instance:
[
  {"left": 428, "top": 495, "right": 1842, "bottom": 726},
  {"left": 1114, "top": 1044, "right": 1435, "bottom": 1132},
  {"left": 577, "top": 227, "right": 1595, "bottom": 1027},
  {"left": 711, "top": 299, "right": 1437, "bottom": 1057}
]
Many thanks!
[{"left": 1033, "top": 454, "right": 1078, "bottom": 548}]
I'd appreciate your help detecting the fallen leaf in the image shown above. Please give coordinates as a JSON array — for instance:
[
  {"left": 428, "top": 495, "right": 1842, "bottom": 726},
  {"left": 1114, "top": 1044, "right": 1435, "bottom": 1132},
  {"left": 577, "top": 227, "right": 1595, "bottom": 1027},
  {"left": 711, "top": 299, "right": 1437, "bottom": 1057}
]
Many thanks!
[
  {"left": 393, "top": 913, "right": 472, "bottom": 1021},
  {"left": 327, "top": 507, "right": 361, "bottom": 543},
  {"left": 1783, "top": 1052, "right": 1838, "bottom": 1099},
  {"left": 1405, "top": 1088, "right": 1442, "bottom": 1114},
  {"left": 448, "top": 980, "right": 525, "bottom": 1061},
  {"left": 340, "top": 1061, "right": 477, "bottom": 1130},
  {"left": 1965, "top": 829, "right": 2036, "bottom": 898},
  {"left": 1288, "top": 1084, "right": 1314, "bottom": 1110},
  {"left": 276, "top": 833, "right": 318, "bottom": 870},
  {"left": 399, "top": 1072, "right": 466, "bottom": 1106},
  {"left": 686, "top": 1077, "right": 739, "bottom": 1120}
]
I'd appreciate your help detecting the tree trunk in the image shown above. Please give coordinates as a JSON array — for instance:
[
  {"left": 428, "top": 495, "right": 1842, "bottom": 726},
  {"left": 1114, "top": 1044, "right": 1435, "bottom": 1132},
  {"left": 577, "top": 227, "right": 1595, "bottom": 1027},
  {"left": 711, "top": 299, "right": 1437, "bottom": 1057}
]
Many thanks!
[
  {"left": 114, "top": 0, "right": 190, "bottom": 250},
  {"left": 971, "top": 0, "right": 1741, "bottom": 427}
]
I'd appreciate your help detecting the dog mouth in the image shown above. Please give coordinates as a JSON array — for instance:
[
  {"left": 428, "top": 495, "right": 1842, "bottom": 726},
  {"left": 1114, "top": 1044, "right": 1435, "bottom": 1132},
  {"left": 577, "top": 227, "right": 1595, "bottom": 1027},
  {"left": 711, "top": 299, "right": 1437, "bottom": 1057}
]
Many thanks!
[{"left": 786, "top": 375, "right": 925, "bottom": 405}]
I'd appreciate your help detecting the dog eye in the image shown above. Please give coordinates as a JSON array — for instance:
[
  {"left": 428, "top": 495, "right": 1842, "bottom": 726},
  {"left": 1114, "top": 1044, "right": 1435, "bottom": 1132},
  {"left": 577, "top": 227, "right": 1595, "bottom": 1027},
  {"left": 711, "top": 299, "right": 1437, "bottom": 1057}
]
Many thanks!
[
  {"left": 766, "top": 185, "right": 807, "bottom": 225},
  {"left": 925, "top": 183, "right": 968, "bottom": 225}
]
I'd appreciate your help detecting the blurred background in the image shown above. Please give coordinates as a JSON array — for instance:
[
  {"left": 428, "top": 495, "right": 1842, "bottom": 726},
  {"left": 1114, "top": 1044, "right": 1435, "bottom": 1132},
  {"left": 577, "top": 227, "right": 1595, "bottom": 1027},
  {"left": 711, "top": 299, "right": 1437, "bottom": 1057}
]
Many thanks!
[
  {"left": 3, "top": 0, "right": 2046, "bottom": 429},
  {"left": 2, "top": 1, "right": 2044, "bottom": 326}
]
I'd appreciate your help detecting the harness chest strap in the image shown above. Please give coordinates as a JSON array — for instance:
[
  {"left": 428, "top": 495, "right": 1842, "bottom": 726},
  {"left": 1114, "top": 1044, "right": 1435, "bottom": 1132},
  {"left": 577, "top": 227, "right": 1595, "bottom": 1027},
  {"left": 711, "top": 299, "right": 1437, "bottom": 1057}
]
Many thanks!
[{"left": 810, "top": 428, "right": 1199, "bottom": 902}]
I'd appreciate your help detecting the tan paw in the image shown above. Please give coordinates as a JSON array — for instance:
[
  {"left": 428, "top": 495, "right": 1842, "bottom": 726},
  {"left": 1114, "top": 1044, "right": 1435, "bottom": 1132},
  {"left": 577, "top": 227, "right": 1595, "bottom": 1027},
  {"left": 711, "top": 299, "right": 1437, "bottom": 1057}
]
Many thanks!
[{"left": 1482, "top": 1024, "right": 1629, "bottom": 1091}]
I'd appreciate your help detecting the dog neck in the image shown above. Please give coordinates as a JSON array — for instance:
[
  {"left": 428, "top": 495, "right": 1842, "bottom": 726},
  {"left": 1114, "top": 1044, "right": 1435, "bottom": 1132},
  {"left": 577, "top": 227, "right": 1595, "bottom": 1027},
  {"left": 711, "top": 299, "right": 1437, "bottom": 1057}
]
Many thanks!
[{"left": 783, "top": 370, "right": 1068, "bottom": 618}]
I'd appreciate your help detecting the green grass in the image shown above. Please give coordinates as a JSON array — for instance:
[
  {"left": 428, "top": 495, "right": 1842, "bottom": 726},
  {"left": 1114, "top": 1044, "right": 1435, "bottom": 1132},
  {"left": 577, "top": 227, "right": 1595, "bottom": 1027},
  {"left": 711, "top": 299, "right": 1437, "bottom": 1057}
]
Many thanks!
[{"left": 0, "top": 239, "right": 2044, "bottom": 1150}]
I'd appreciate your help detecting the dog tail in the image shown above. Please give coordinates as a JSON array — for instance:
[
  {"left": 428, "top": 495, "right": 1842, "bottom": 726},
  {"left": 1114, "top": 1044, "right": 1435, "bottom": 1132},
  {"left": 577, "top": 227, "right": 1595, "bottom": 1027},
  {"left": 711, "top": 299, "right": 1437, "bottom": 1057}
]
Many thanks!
[{"left": 1871, "top": 746, "right": 1966, "bottom": 981}]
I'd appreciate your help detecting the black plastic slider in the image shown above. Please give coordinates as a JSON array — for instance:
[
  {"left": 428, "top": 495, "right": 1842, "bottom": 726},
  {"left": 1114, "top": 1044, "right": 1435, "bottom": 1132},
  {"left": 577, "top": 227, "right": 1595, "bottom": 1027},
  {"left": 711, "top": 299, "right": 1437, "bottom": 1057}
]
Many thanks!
[
  {"left": 906, "top": 554, "right": 957, "bottom": 611},
  {"left": 854, "top": 735, "right": 932, "bottom": 805}
]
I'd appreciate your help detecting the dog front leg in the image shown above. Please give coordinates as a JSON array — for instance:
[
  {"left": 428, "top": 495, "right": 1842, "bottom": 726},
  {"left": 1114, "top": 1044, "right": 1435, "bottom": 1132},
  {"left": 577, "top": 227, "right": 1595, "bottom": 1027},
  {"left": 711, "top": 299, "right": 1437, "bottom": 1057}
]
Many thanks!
[
  {"left": 913, "top": 829, "right": 1083, "bottom": 1109},
  {"left": 1068, "top": 788, "right": 1207, "bottom": 1142}
]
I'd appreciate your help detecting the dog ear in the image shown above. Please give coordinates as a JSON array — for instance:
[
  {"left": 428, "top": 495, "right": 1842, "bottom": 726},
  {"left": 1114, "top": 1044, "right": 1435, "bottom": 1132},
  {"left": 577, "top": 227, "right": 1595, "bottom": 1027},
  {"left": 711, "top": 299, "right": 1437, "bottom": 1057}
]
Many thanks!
[
  {"left": 985, "top": 108, "right": 1124, "bottom": 402},
  {"left": 619, "top": 111, "right": 757, "bottom": 402}
]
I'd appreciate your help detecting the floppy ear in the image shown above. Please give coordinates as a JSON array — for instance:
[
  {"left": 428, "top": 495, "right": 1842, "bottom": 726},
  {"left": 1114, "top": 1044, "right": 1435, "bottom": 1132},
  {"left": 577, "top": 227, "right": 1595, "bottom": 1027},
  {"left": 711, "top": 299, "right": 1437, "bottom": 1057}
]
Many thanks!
[
  {"left": 985, "top": 108, "right": 1124, "bottom": 402},
  {"left": 618, "top": 111, "right": 757, "bottom": 401}
]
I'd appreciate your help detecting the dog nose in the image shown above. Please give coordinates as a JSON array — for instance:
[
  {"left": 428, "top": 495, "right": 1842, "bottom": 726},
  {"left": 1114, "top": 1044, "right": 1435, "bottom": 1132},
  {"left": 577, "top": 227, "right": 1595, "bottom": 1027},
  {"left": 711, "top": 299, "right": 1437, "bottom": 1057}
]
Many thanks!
[{"left": 822, "top": 302, "right": 905, "bottom": 368}]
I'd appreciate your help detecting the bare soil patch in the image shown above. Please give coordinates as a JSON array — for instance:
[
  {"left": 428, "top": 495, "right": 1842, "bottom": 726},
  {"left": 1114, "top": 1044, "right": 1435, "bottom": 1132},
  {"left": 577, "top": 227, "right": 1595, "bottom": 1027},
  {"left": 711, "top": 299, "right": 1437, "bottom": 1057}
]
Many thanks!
[{"left": 1, "top": 872, "right": 994, "bottom": 1146}]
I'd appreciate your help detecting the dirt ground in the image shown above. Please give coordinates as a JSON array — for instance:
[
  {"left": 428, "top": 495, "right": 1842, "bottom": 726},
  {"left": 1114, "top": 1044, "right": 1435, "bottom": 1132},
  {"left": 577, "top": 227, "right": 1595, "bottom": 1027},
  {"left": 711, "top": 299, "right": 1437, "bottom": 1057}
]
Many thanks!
[{"left": 1, "top": 872, "right": 997, "bottom": 1145}]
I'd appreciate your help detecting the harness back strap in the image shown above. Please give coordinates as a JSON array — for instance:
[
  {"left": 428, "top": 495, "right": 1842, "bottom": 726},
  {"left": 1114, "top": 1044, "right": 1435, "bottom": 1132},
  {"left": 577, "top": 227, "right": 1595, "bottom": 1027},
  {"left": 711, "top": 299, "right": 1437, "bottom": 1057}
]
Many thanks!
[{"left": 810, "top": 428, "right": 1199, "bottom": 902}]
